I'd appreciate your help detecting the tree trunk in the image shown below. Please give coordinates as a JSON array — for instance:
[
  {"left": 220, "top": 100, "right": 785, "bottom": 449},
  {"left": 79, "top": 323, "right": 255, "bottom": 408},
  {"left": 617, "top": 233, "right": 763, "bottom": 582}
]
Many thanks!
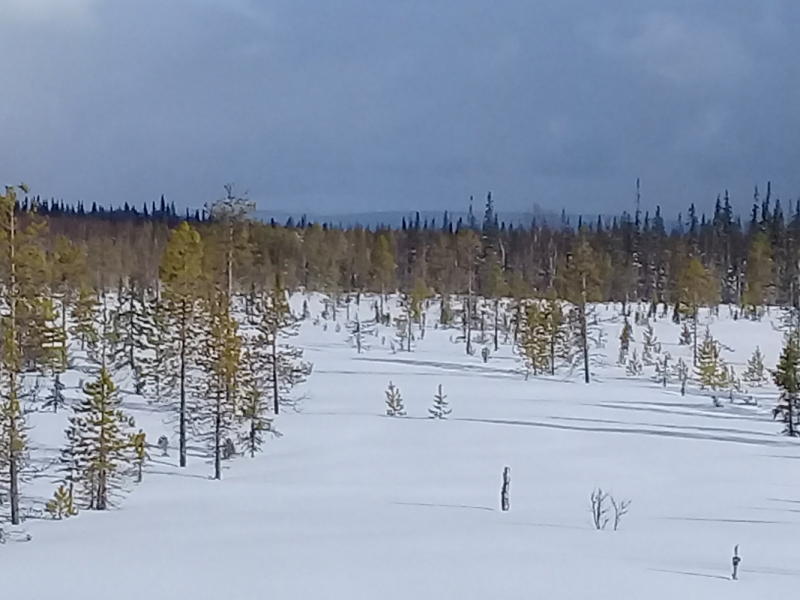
[
  {"left": 179, "top": 304, "right": 187, "bottom": 468},
  {"left": 581, "top": 303, "right": 590, "bottom": 384},
  {"left": 581, "top": 275, "right": 590, "bottom": 384},
  {"left": 9, "top": 419, "right": 19, "bottom": 524},
  {"left": 8, "top": 207, "right": 20, "bottom": 525},
  {"left": 693, "top": 309, "right": 699, "bottom": 367},
  {"left": 214, "top": 384, "right": 222, "bottom": 480},
  {"left": 272, "top": 331, "right": 280, "bottom": 415},
  {"left": 494, "top": 298, "right": 499, "bottom": 351}
]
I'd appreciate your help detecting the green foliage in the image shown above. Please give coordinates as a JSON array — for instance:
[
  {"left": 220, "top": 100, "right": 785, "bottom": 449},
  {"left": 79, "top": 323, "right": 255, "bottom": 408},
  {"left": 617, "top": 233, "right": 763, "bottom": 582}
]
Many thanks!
[
  {"left": 677, "top": 258, "right": 718, "bottom": 316},
  {"left": 63, "top": 368, "right": 136, "bottom": 510},
  {"left": 196, "top": 291, "right": 242, "bottom": 480},
  {"left": 45, "top": 484, "right": 77, "bottom": 519},
  {"left": 518, "top": 299, "right": 566, "bottom": 376},
  {"left": 695, "top": 330, "right": 728, "bottom": 390},
  {"left": 772, "top": 332, "right": 800, "bottom": 436},
  {"left": 743, "top": 347, "right": 768, "bottom": 387},
  {"left": 70, "top": 284, "right": 99, "bottom": 351},
  {"left": 742, "top": 232, "right": 772, "bottom": 313}
]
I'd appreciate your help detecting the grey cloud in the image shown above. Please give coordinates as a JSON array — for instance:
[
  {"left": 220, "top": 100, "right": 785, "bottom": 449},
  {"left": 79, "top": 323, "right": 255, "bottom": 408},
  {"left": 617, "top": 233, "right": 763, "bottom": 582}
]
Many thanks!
[{"left": 1, "top": 0, "right": 799, "bottom": 217}]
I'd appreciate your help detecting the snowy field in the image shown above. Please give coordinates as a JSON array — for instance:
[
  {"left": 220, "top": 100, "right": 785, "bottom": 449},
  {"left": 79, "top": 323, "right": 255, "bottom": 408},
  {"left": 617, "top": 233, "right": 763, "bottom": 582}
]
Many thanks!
[{"left": 4, "top": 296, "right": 800, "bottom": 599}]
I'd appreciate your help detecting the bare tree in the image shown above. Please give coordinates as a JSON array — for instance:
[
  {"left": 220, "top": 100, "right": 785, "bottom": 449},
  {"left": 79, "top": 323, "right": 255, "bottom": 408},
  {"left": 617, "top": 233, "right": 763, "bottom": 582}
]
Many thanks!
[
  {"left": 610, "top": 496, "right": 631, "bottom": 531},
  {"left": 591, "top": 488, "right": 610, "bottom": 530}
]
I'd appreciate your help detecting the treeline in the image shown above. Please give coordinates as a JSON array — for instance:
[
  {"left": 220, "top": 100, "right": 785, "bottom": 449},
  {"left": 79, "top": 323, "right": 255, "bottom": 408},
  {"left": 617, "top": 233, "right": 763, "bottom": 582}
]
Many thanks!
[{"left": 11, "top": 185, "right": 796, "bottom": 313}]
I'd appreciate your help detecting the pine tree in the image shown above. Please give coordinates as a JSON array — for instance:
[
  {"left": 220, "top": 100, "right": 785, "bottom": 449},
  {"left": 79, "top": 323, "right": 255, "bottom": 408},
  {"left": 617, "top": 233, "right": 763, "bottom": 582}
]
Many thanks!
[
  {"left": 428, "top": 384, "right": 451, "bottom": 419},
  {"left": 251, "top": 281, "right": 312, "bottom": 416},
  {"left": 626, "top": 349, "right": 643, "bottom": 376},
  {"left": 86, "top": 295, "right": 123, "bottom": 374},
  {"left": 159, "top": 222, "right": 206, "bottom": 467},
  {"left": 772, "top": 332, "right": 800, "bottom": 436},
  {"left": 114, "top": 280, "right": 152, "bottom": 392},
  {"left": 142, "top": 293, "right": 172, "bottom": 403},
  {"left": 519, "top": 301, "right": 550, "bottom": 376},
  {"left": 195, "top": 291, "right": 241, "bottom": 480},
  {"left": 0, "top": 184, "right": 36, "bottom": 525},
  {"left": 677, "top": 258, "right": 717, "bottom": 365},
  {"left": 618, "top": 319, "right": 632, "bottom": 365},
  {"left": 557, "top": 234, "right": 608, "bottom": 383},
  {"left": 43, "top": 372, "right": 67, "bottom": 413},
  {"left": 653, "top": 353, "right": 671, "bottom": 387},
  {"left": 743, "top": 347, "right": 768, "bottom": 386},
  {"left": 642, "top": 323, "right": 659, "bottom": 366},
  {"left": 347, "top": 314, "right": 375, "bottom": 353},
  {"left": 70, "top": 283, "right": 99, "bottom": 351},
  {"left": 675, "top": 357, "right": 689, "bottom": 395},
  {"left": 237, "top": 346, "right": 278, "bottom": 458},
  {"left": 131, "top": 430, "right": 147, "bottom": 484},
  {"left": 45, "top": 484, "right": 77, "bottom": 519},
  {"left": 696, "top": 330, "right": 728, "bottom": 390},
  {"left": 50, "top": 235, "right": 87, "bottom": 365},
  {"left": 62, "top": 368, "right": 136, "bottom": 510},
  {"left": 742, "top": 232, "right": 772, "bottom": 318},
  {"left": 385, "top": 381, "right": 406, "bottom": 417}
]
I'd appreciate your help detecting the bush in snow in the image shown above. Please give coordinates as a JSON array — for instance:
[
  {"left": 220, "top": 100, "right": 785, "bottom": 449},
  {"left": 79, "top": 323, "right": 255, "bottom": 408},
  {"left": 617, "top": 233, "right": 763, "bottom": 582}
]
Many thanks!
[
  {"left": 157, "top": 435, "right": 169, "bottom": 457},
  {"left": 591, "top": 488, "right": 630, "bottom": 531}
]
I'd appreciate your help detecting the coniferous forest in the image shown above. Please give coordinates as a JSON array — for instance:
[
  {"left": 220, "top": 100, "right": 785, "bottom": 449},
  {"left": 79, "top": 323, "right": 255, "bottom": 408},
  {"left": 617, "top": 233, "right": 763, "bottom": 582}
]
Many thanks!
[
  {"left": 1, "top": 180, "right": 799, "bottom": 531},
  {"left": 12, "top": 184, "right": 797, "bottom": 311}
]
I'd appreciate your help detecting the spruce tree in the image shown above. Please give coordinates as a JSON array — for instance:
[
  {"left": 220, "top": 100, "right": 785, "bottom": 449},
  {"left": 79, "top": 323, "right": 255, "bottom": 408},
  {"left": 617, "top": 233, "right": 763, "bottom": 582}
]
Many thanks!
[
  {"left": 626, "top": 349, "right": 643, "bottom": 376},
  {"left": 238, "top": 346, "right": 278, "bottom": 458},
  {"left": 385, "top": 381, "right": 406, "bottom": 417},
  {"left": 642, "top": 323, "right": 659, "bottom": 366},
  {"left": 428, "top": 384, "right": 451, "bottom": 419},
  {"left": 43, "top": 372, "right": 67, "bottom": 413},
  {"left": 252, "top": 281, "right": 311, "bottom": 415},
  {"left": 773, "top": 332, "right": 800, "bottom": 436},
  {"left": 696, "top": 330, "right": 728, "bottom": 390},
  {"left": 142, "top": 293, "right": 172, "bottom": 403},
  {"left": 347, "top": 314, "right": 375, "bottom": 353},
  {"left": 618, "top": 319, "right": 632, "bottom": 365},
  {"left": 114, "top": 280, "right": 152, "bottom": 392},
  {"left": 70, "top": 283, "right": 99, "bottom": 351},
  {"left": 743, "top": 347, "right": 768, "bottom": 386},
  {"left": 519, "top": 301, "right": 550, "bottom": 376},
  {"left": 62, "top": 368, "right": 136, "bottom": 510},
  {"left": 45, "top": 484, "right": 77, "bottom": 519},
  {"left": 196, "top": 291, "right": 241, "bottom": 480},
  {"left": 50, "top": 235, "right": 87, "bottom": 367}
]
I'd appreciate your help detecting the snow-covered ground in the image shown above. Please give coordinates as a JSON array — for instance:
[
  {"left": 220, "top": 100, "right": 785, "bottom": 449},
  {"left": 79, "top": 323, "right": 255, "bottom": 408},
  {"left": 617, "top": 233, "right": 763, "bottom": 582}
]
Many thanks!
[{"left": 5, "top": 297, "right": 800, "bottom": 599}]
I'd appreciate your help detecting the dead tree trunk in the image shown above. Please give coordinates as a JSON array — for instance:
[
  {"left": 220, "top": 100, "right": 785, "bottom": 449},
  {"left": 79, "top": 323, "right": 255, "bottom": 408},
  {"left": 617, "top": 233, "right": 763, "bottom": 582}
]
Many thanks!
[{"left": 500, "top": 467, "right": 511, "bottom": 511}]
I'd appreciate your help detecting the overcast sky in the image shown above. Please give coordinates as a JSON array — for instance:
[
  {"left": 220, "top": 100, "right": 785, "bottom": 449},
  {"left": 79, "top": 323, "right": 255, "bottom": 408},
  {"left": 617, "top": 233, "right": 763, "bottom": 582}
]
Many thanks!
[{"left": 1, "top": 0, "right": 798, "bottom": 217}]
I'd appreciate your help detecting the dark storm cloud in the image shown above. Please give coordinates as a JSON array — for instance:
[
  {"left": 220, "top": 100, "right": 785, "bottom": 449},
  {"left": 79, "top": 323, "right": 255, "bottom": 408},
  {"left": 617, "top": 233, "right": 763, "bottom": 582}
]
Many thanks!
[{"left": 1, "top": 0, "right": 798, "bottom": 216}]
